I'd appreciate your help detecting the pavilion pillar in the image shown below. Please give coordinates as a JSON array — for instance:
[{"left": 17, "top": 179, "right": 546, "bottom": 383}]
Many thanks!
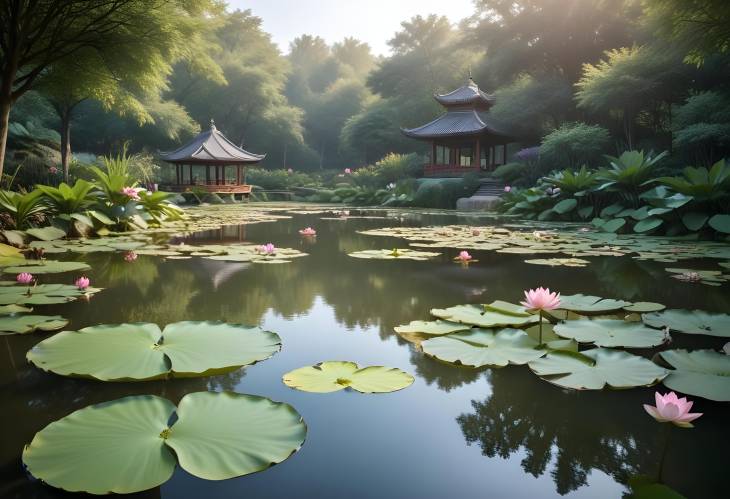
[
  {"left": 205, "top": 165, "right": 210, "bottom": 185},
  {"left": 475, "top": 139, "right": 480, "bottom": 171},
  {"left": 503, "top": 143, "right": 507, "bottom": 166},
  {"left": 189, "top": 164, "right": 193, "bottom": 185},
  {"left": 431, "top": 141, "right": 436, "bottom": 165},
  {"left": 215, "top": 166, "right": 220, "bottom": 185},
  {"left": 236, "top": 165, "right": 241, "bottom": 185}
]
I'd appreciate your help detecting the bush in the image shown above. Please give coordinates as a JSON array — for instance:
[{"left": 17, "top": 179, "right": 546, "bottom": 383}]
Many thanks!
[
  {"left": 492, "top": 162, "right": 527, "bottom": 184},
  {"left": 351, "top": 153, "right": 422, "bottom": 190},
  {"left": 540, "top": 122, "right": 611, "bottom": 170},
  {"left": 245, "top": 169, "right": 318, "bottom": 190}
]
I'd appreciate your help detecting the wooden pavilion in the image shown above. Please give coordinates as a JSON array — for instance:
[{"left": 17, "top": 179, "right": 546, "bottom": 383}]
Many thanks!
[
  {"left": 402, "top": 77, "right": 511, "bottom": 177},
  {"left": 159, "top": 120, "right": 265, "bottom": 195}
]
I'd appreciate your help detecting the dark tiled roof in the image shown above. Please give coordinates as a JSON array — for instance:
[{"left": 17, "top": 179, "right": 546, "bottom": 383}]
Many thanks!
[
  {"left": 160, "top": 121, "right": 265, "bottom": 164},
  {"left": 434, "top": 78, "right": 495, "bottom": 107},
  {"left": 401, "top": 110, "right": 507, "bottom": 139}
]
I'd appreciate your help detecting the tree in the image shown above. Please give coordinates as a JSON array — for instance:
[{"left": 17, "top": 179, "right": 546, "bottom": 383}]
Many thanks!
[
  {"left": 0, "top": 0, "right": 223, "bottom": 178},
  {"left": 644, "top": 0, "right": 730, "bottom": 65},
  {"left": 575, "top": 45, "right": 688, "bottom": 149},
  {"left": 539, "top": 122, "right": 611, "bottom": 170},
  {"left": 673, "top": 91, "right": 730, "bottom": 165}
]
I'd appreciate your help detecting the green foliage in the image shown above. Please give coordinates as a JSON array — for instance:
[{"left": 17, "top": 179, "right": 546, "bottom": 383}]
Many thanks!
[
  {"left": 672, "top": 91, "right": 730, "bottom": 165},
  {"left": 598, "top": 150, "right": 668, "bottom": 205},
  {"left": 137, "top": 191, "right": 183, "bottom": 225},
  {"left": 246, "top": 169, "right": 318, "bottom": 191},
  {"left": 491, "top": 162, "right": 526, "bottom": 184},
  {"left": 540, "top": 123, "right": 610, "bottom": 170},
  {"left": 656, "top": 159, "right": 730, "bottom": 202},
  {"left": 0, "top": 189, "right": 47, "bottom": 229},
  {"left": 543, "top": 166, "right": 598, "bottom": 195},
  {"left": 351, "top": 153, "right": 422, "bottom": 190},
  {"left": 35, "top": 180, "right": 98, "bottom": 215}
]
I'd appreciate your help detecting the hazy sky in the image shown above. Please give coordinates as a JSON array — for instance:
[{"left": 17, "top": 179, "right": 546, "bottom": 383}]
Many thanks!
[{"left": 227, "top": 0, "right": 476, "bottom": 56}]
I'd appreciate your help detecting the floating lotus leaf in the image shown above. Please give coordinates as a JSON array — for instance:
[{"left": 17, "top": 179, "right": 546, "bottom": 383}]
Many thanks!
[
  {"left": 557, "top": 294, "right": 631, "bottom": 313},
  {"left": 0, "top": 304, "right": 32, "bottom": 313},
  {"left": 484, "top": 300, "right": 532, "bottom": 317},
  {"left": 528, "top": 348, "right": 667, "bottom": 390},
  {"left": 2, "top": 260, "right": 90, "bottom": 274},
  {"left": 26, "top": 226, "right": 67, "bottom": 241},
  {"left": 665, "top": 267, "right": 729, "bottom": 286},
  {"left": 430, "top": 304, "right": 538, "bottom": 328},
  {"left": 0, "top": 314, "right": 68, "bottom": 335},
  {"left": 421, "top": 328, "right": 547, "bottom": 367},
  {"left": 282, "top": 361, "right": 414, "bottom": 393},
  {"left": 642, "top": 309, "right": 730, "bottom": 337},
  {"left": 347, "top": 248, "right": 440, "bottom": 260},
  {"left": 553, "top": 319, "right": 668, "bottom": 348},
  {"left": 27, "top": 321, "right": 281, "bottom": 381},
  {"left": 524, "top": 257, "right": 590, "bottom": 267},
  {"left": 0, "top": 284, "right": 101, "bottom": 305},
  {"left": 658, "top": 349, "right": 730, "bottom": 401},
  {"left": 623, "top": 302, "right": 665, "bottom": 313},
  {"left": 394, "top": 320, "right": 470, "bottom": 336},
  {"left": 22, "top": 392, "right": 306, "bottom": 494}
]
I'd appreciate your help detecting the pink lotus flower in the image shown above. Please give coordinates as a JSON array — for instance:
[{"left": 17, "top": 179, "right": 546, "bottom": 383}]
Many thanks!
[
  {"left": 299, "top": 227, "right": 316, "bottom": 236},
  {"left": 257, "top": 243, "right": 276, "bottom": 255},
  {"left": 124, "top": 251, "right": 138, "bottom": 262},
  {"left": 75, "top": 276, "right": 90, "bottom": 290},
  {"left": 49, "top": 166, "right": 58, "bottom": 175},
  {"left": 344, "top": 168, "right": 352, "bottom": 174},
  {"left": 457, "top": 251, "right": 472, "bottom": 261},
  {"left": 472, "top": 229, "right": 481, "bottom": 236},
  {"left": 644, "top": 392, "right": 702, "bottom": 428},
  {"left": 16, "top": 272, "right": 33, "bottom": 284},
  {"left": 121, "top": 186, "right": 140, "bottom": 201},
  {"left": 287, "top": 168, "right": 293, "bottom": 173},
  {"left": 504, "top": 186, "right": 511, "bottom": 193},
  {"left": 520, "top": 287, "right": 561, "bottom": 311}
]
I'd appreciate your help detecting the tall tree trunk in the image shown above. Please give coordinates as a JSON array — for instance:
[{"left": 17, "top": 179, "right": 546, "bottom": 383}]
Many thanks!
[
  {"left": 0, "top": 97, "right": 11, "bottom": 180},
  {"left": 60, "top": 109, "right": 72, "bottom": 183}
]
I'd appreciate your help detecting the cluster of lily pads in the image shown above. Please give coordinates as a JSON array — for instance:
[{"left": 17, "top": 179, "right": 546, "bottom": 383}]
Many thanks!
[
  {"left": 359, "top": 224, "right": 730, "bottom": 267},
  {"left": 395, "top": 294, "right": 730, "bottom": 402},
  {"left": 18, "top": 316, "right": 413, "bottom": 494}
]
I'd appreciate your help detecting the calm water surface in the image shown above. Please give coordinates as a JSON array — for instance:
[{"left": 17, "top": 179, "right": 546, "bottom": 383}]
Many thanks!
[{"left": 1, "top": 208, "right": 727, "bottom": 499}]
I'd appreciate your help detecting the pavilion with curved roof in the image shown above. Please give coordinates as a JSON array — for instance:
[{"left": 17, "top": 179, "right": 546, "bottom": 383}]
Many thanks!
[
  {"left": 159, "top": 120, "right": 265, "bottom": 195},
  {"left": 402, "top": 77, "right": 512, "bottom": 177}
]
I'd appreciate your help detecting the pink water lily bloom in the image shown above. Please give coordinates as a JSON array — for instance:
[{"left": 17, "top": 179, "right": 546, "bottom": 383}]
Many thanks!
[
  {"left": 504, "top": 185, "right": 511, "bottom": 193},
  {"left": 121, "top": 186, "right": 140, "bottom": 201},
  {"left": 258, "top": 243, "right": 276, "bottom": 255},
  {"left": 644, "top": 392, "right": 702, "bottom": 428},
  {"left": 299, "top": 227, "right": 317, "bottom": 236},
  {"left": 520, "top": 287, "right": 561, "bottom": 311},
  {"left": 124, "top": 251, "right": 138, "bottom": 262},
  {"left": 457, "top": 251, "right": 472, "bottom": 261},
  {"left": 16, "top": 272, "right": 33, "bottom": 284},
  {"left": 344, "top": 168, "right": 352, "bottom": 174},
  {"left": 75, "top": 276, "right": 90, "bottom": 290}
]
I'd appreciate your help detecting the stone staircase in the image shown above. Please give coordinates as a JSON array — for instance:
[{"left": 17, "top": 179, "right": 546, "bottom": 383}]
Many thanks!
[{"left": 456, "top": 179, "right": 505, "bottom": 210}]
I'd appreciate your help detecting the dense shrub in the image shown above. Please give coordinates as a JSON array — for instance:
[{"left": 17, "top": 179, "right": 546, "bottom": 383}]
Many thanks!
[
  {"left": 245, "top": 169, "right": 318, "bottom": 190},
  {"left": 351, "top": 153, "right": 422, "bottom": 190},
  {"left": 540, "top": 122, "right": 611, "bottom": 170},
  {"left": 491, "top": 162, "right": 527, "bottom": 185}
]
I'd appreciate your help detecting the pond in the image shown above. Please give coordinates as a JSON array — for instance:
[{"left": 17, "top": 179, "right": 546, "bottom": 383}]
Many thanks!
[{"left": 1, "top": 204, "right": 727, "bottom": 498}]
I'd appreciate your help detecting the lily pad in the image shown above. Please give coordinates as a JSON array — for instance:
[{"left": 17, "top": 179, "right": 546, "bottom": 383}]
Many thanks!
[
  {"left": 282, "top": 361, "right": 414, "bottom": 393},
  {"left": 524, "top": 257, "right": 590, "bottom": 267},
  {"left": 27, "top": 321, "right": 281, "bottom": 381},
  {"left": 421, "top": 328, "right": 547, "bottom": 368},
  {"left": 0, "top": 284, "right": 102, "bottom": 305},
  {"left": 528, "top": 348, "right": 667, "bottom": 390},
  {"left": 394, "top": 320, "right": 470, "bottom": 336},
  {"left": 658, "top": 349, "right": 730, "bottom": 401},
  {"left": 2, "top": 260, "right": 90, "bottom": 274},
  {"left": 430, "top": 304, "right": 538, "bottom": 328},
  {"left": 26, "top": 226, "right": 67, "bottom": 241},
  {"left": 623, "top": 302, "right": 665, "bottom": 313},
  {"left": 22, "top": 392, "right": 306, "bottom": 494},
  {"left": 642, "top": 309, "right": 730, "bottom": 338},
  {"left": 348, "top": 248, "right": 440, "bottom": 260},
  {"left": 558, "top": 294, "right": 631, "bottom": 313},
  {"left": 553, "top": 319, "right": 668, "bottom": 348},
  {"left": 0, "top": 314, "right": 68, "bottom": 335}
]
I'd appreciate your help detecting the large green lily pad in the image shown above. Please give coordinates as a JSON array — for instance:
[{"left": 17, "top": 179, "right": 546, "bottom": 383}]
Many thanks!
[
  {"left": 553, "top": 319, "right": 668, "bottom": 348},
  {"left": 557, "top": 294, "right": 631, "bottom": 313},
  {"left": 0, "top": 314, "right": 68, "bottom": 335},
  {"left": 658, "top": 349, "right": 730, "bottom": 401},
  {"left": 282, "top": 361, "right": 414, "bottom": 393},
  {"left": 0, "top": 284, "right": 102, "bottom": 305},
  {"left": 22, "top": 392, "right": 306, "bottom": 494},
  {"left": 430, "top": 304, "right": 539, "bottom": 328},
  {"left": 27, "top": 321, "right": 281, "bottom": 381},
  {"left": 348, "top": 248, "right": 440, "bottom": 260},
  {"left": 528, "top": 348, "right": 667, "bottom": 390},
  {"left": 421, "top": 328, "right": 547, "bottom": 368},
  {"left": 2, "top": 260, "right": 90, "bottom": 274},
  {"left": 394, "top": 320, "right": 470, "bottom": 336},
  {"left": 642, "top": 309, "right": 730, "bottom": 337}
]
